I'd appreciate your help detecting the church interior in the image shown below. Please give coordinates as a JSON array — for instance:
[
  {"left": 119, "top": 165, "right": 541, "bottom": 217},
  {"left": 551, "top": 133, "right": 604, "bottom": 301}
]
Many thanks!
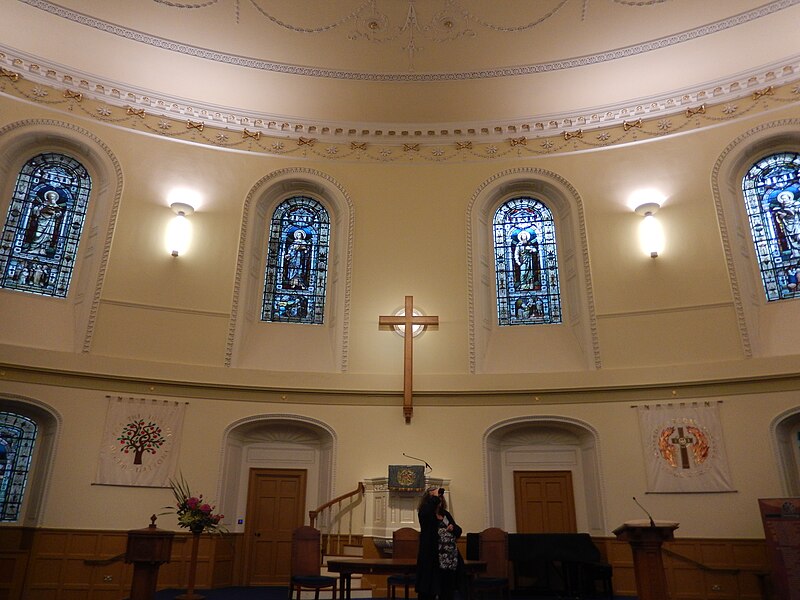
[{"left": 1, "top": 1, "right": 800, "bottom": 598}]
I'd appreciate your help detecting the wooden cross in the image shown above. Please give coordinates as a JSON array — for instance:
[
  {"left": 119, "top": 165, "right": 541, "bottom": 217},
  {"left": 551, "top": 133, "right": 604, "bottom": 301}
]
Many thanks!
[{"left": 379, "top": 296, "right": 439, "bottom": 423}]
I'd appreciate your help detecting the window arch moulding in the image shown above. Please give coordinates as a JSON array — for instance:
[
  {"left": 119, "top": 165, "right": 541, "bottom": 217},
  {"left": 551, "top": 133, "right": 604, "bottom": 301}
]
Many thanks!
[
  {"left": 712, "top": 119, "right": 800, "bottom": 358},
  {"left": 0, "top": 120, "right": 122, "bottom": 354},
  {"left": 467, "top": 168, "right": 600, "bottom": 374},
  {"left": 0, "top": 395, "right": 61, "bottom": 527},
  {"left": 226, "top": 168, "right": 353, "bottom": 372}
]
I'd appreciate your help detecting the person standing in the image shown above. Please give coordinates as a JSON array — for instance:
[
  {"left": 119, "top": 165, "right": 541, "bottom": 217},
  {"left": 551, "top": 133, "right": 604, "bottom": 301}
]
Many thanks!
[{"left": 416, "top": 487, "right": 464, "bottom": 600}]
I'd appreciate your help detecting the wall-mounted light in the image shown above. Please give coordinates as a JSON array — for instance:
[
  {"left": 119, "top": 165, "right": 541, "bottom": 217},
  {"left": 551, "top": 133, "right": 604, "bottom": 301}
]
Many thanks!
[
  {"left": 392, "top": 307, "right": 425, "bottom": 337},
  {"left": 166, "top": 202, "right": 194, "bottom": 257},
  {"left": 635, "top": 201, "right": 664, "bottom": 258}
]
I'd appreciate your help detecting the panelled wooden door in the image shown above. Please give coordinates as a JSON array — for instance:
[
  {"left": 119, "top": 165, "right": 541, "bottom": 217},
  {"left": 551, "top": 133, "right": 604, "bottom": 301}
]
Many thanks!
[
  {"left": 244, "top": 468, "right": 307, "bottom": 585},
  {"left": 514, "top": 470, "right": 577, "bottom": 533}
]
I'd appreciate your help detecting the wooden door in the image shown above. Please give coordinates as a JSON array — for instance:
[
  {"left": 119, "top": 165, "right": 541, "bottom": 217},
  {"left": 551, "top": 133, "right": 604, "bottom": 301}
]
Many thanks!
[
  {"left": 244, "top": 468, "right": 307, "bottom": 585},
  {"left": 514, "top": 470, "right": 577, "bottom": 533}
]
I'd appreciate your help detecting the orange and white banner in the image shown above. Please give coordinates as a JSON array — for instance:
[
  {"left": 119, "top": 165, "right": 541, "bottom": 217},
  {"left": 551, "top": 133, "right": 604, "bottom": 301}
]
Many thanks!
[
  {"left": 95, "top": 397, "right": 185, "bottom": 487},
  {"left": 638, "top": 403, "right": 734, "bottom": 493}
]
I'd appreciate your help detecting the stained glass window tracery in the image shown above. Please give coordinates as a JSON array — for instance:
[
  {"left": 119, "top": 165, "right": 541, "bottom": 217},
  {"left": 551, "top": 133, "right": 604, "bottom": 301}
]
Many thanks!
[
  {"left": 262, "top": 196, "right": 330, "bottom": 324},
  {"left": 742, "top": 151, "right": 800, "bottom": 301},
  {"left": 0, "top": 153, "right": 92, "bottom": 297},
  {"left": 0, "top": 412, "right": 36, "bottom": 522},
  {"left": 493, "top": 197, "right": 562, "bottom": 325}
]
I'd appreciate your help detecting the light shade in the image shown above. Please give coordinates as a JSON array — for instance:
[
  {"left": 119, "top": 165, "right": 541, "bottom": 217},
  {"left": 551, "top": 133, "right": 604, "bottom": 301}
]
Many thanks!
[
  {"left": 635, "top": 202, "right": 664, "bottom": 258},
  {"left": 166, "top": 202, "right": 194, "bottom": 257}
]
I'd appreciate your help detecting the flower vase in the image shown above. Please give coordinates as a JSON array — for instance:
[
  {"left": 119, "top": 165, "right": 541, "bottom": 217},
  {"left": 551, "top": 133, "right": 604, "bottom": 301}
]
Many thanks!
[{"left": 175, "top": 529, "right": 204, "bottom": 600}]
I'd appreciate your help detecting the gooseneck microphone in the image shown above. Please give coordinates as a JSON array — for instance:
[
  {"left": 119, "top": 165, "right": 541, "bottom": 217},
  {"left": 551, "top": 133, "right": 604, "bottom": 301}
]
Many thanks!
[
  {"left": 403, "top": 452, "right": 432, "bottom": 472},
  {"left": 633, "top": 496, "right": 656, "bottom": 528}
]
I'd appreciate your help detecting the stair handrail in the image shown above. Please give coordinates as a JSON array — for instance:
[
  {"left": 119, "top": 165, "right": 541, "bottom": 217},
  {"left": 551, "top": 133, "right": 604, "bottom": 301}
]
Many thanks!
[{"left": 309, "top": 482, "right": 364, "bottom": 528}]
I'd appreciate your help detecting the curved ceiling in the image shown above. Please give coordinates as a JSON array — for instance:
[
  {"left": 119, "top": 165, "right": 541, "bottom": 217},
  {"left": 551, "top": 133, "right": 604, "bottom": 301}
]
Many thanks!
[{"left": 3, "top": 0, "right": 800, "bottom": 130}]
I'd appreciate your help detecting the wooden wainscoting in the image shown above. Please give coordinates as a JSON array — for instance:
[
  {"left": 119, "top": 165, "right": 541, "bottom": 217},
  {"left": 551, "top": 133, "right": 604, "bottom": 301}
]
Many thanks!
[
  {"left": 595, "top": 536, "right": 770, "bottom": 600},
  {"left": 1, "top": 527, "right": 241, "bottom": 600}
]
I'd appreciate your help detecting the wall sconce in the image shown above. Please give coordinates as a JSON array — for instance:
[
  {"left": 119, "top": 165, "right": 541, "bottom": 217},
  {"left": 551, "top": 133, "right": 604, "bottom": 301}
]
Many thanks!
[
  {"left": 166, "top": 202, "right": 194, "bottom": 257},
  {"left": 635, "top": 202, "right": 664, "bottom": 258}
]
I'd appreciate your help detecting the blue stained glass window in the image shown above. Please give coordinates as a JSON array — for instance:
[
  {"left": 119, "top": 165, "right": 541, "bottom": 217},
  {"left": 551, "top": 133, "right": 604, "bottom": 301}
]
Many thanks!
[
  {"left": 742, "top": 152, "right": 800, "bottom": 301},
  {"left": 493, "top": 197, "right": 562, "bottom": 325},
  {"left": 0, "top": 153, "right": 92, "bottom": 297},
  {"left": 0, "top": 412, "right": 36, "bottom": 522},
  {"left": 262, "top": 196, "right": 330, "bottom": 324}
]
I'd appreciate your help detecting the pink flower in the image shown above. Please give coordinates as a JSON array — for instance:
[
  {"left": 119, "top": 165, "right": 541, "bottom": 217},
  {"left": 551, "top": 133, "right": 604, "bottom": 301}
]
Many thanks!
[
  {"left": 200, "top": 503, "right": 212, "bottom": 514},
  {"left": 186, "top": 497, "right": 200, "bottom": 509}
]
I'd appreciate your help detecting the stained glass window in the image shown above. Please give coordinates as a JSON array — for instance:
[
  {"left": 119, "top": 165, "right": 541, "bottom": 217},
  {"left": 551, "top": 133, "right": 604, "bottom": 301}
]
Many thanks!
[
  {"left": 742, "top": 152, "right": 800, "bottom": 302},
  {"left": 0, "top": 153, "right": 92, "bottom": 297},
  {"left": 262, "top": 196, "right": 330, "bottom": 324},
  {"left": 0, "top": 412, "right": 36, "bottom": 522},
  {"left": 493, "top": 197, "right": 562, "bottom": 325}
]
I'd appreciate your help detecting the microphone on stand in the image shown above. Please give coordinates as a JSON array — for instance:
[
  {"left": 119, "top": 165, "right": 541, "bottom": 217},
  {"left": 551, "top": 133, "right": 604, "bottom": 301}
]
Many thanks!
[
  {"left": 633, "top": 496, "right": 656, "bottom": 528},
  {"left": 403, "top": 452, "right": 432, "bottom": 472}
]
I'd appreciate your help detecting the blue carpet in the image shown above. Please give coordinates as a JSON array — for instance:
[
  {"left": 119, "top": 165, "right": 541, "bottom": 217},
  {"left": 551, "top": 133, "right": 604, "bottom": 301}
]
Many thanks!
[{"left": 154, "top": 588, "right": 633, "bottom": 600}]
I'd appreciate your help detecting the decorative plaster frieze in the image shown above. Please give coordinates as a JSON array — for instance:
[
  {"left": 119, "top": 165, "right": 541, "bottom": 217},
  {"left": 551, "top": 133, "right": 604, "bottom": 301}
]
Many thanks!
[{"left": 1, "top": 48, "right": 799, "bottom": 158}]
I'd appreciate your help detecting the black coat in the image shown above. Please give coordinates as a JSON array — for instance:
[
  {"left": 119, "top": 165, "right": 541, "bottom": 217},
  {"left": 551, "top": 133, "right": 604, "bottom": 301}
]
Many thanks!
[{"left": 415, "top": 498, "right": 463, "bottom": 596}]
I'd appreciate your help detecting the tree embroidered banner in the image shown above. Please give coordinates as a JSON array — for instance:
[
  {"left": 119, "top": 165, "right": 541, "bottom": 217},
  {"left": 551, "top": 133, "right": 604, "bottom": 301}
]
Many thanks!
[
  {"left": 95, "top": 397, "right": 186, "bottom": 487},
  {"left": 637, "top": 403, "right": 735, "bottom": 493}
]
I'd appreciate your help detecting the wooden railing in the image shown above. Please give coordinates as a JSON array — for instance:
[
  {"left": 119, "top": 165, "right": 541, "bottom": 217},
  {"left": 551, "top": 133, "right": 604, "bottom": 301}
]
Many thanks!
[{"left": 309, "top": 482, "right": 365, "bottom": 556}]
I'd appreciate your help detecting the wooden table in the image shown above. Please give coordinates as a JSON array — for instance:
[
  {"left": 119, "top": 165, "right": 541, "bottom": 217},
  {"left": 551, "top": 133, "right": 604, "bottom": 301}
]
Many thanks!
[{"left": 326, "top": 557, "right": 486, "bottom": 600}]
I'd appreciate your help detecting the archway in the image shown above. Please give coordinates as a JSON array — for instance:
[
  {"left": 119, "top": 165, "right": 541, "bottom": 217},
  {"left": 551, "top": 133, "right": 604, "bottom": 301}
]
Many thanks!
[
  {"left": 484, "top": 416, "right": 606, "bottom": 535},
  {"left": 771, "top": 406, "right": 800, "bottom": 496}
]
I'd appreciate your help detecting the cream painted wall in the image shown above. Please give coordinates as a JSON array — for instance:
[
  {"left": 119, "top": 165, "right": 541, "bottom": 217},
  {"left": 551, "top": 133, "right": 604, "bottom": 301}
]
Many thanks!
[
  {"left": 1, "top": 88, "right": 800, "bottom": 542},
  {"left": 0, "top": 377, "right": 794, "bottom": 539}
]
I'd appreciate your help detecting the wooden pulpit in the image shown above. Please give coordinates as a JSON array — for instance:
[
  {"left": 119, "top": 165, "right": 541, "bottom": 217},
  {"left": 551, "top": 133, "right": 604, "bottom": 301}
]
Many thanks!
[
  {"left": 613, "top": 520, "right": 679, "bottom": 600},
  {"left": 126, "top": 515, "right": 175, "bottom": 600}
]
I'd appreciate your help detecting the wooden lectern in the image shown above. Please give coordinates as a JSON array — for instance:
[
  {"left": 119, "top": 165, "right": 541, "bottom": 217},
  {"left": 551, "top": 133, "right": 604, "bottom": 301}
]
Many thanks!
[
  {"left": 126, "top": 515, "right": 175, "bottom": 600},
  {"left": 613, "top": 520, "right": 679, "bottom": 600}
]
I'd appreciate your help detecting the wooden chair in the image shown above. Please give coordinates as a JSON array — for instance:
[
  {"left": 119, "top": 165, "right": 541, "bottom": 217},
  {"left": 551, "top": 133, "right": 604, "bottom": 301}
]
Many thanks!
[
  {"left": 387, "top": 527, "right": 419, "bottom": 600},
  {"left": 289, "top": 526, "right": 337, "bottom": 600},
  {"left": 472, "top": 528, "right": 510, "bottom": 600}
]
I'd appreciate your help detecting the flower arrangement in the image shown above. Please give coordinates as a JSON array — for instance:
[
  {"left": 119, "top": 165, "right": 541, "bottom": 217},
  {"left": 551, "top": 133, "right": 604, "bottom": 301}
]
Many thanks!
[{"left": 165, "top": 474, "right": 226, "bottom": 534}]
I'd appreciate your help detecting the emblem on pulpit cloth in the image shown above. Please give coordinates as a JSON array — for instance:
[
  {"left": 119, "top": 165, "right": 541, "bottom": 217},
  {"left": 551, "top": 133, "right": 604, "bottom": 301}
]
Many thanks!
[
  {"left": 637, "top": 402, "right": 734, "bottom": 493},
  {"left": 388, "top": 465, "right": 425, "bottom": 492}
]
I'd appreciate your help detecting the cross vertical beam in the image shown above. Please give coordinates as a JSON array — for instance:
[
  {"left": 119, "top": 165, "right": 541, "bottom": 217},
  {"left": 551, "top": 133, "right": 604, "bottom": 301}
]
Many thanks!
[{"left": 378, "top": 296, "right": 439, "bottom": 423}]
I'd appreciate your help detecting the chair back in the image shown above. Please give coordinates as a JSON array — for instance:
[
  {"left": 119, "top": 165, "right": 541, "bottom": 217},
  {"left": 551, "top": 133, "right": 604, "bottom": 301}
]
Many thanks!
[
  {"left": 392, "top": 527, "right": 419, "bottom": 559},
  {"left": 291, "top": 525, "right": 323, "bottom": 577},
  {"left": 479, "top": 527, "right": 509, "bottom": 579}
]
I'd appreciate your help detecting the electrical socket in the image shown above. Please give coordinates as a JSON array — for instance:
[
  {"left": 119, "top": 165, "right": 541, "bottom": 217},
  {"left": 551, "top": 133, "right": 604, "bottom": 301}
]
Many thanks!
[
  {"left": 711, "top": 584, "right": 722, "bottom": 591},
  {"left": 103, "top": 575, "right": 113, "bottom": 582}
]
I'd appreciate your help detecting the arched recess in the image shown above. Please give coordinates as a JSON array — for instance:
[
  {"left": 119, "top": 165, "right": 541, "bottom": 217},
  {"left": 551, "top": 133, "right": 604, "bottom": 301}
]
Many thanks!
[
  {"left": 483, "top": 416, "right": 607, "bottom": 536},
  {"left": 217, "top": 414, "right": 336, "bottom": 534},
  {"left": 770, "top": 406, "right": 800, "bottom": 496},
  {"left": 226, "top": 167, "right": 353, "bottom": 372},
  {"left": 712, "top": 118, "right": 800, "bottom": 357},
  {"left": 467, "top": 168, "right": 600, "bottom": 373},
  {"left": 0, "top": 395, "right": 61, "bottom": 527},
  {"left": 0, "top": 119, "right": 122, "bottom": 353}
]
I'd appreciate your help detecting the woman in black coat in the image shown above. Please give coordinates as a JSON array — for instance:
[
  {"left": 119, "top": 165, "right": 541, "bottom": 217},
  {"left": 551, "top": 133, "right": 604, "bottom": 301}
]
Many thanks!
[{"left": 415, "top": 487, "right": 464, "bottom": 600}]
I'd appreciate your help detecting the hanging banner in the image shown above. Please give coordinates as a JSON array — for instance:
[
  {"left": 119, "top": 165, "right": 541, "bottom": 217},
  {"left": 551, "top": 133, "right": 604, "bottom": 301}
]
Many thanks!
[
  {"left": 637, "top": 403, "right": 734, "bottom": 493},
  {"left": 95, "top": 397, "right": 186, "bottom": 487}
]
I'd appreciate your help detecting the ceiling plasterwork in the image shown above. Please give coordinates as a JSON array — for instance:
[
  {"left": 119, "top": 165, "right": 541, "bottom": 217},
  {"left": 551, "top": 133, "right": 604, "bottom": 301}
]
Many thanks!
[
  {"left": 19, "top": 0, "right": 799, "bottom": 79},
  {"left": 2, "top": 57, "right": 798, "bottom": 162}
]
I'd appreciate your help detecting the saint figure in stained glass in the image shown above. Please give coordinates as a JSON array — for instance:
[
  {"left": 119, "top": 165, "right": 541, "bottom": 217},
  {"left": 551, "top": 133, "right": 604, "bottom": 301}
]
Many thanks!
[
  {"left": 0, "top": 153, "right": 92, "bottom": 297},
  {"left": 742, "top": 152, "right": 800, "bottom": 301},
  {"left": 493, "top": 197, "right": 562, "bottom": 326},
  {"left": 263, "top": 196, "right": 330, "bottom": 324}
]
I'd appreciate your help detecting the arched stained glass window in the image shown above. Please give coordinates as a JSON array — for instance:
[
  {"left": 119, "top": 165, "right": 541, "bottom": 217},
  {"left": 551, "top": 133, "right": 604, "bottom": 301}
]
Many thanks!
[
  {"left": 262, "top": 196, "right": 330, "bottom": 324},
  {"left": 0, "top": 153, "right": 92, "bottom": 297},
  {"left": 743, "top": 152, "right": 800, "bottom": 301},
  {"left": 493, "top": 197, "right": 562, "bottom": 325},
  {"left": 0, "top": 412, "right": 36, "bottom": 522}
]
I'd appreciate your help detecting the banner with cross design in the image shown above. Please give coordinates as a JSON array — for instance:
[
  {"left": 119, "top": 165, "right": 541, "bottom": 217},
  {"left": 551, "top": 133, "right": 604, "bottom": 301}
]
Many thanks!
[{"left": 637, "top": 403, "right": 735, "bottom": 493}]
